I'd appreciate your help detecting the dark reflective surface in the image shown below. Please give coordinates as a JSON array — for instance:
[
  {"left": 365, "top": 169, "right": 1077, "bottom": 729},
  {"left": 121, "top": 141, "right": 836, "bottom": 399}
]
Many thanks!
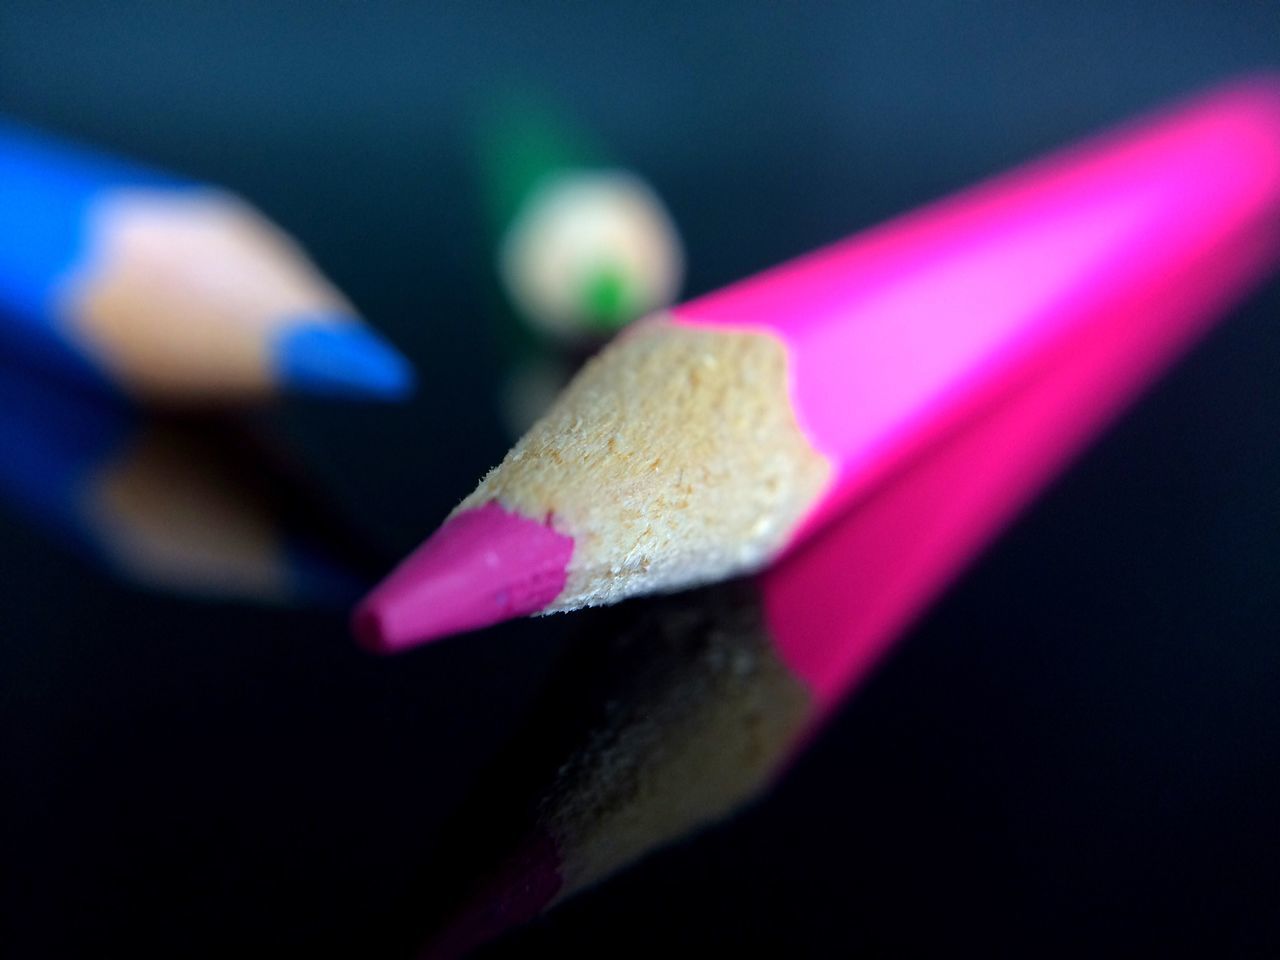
[{"left": 4, "top": 3, "right": 1280, "bottom": 956}]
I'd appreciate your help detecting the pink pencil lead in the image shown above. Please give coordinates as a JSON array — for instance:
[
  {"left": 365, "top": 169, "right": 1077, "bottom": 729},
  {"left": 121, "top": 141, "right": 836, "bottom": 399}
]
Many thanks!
[{"left": 352, "top": 502, "right": 573, "bottom": 651}]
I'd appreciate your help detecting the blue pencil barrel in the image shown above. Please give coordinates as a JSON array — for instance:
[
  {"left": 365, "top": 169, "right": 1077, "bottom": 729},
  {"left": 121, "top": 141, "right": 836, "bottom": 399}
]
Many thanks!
[{"left": 0, "top": 120, "right": 181, "bottom": 386}]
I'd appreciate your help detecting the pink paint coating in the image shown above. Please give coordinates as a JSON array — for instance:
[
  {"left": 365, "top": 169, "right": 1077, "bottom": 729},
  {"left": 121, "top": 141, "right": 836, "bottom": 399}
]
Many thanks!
[
  {"left": 760, "top": 216, "right": 1280, "bottom": 718},
  {"left": 352, "top": 502, "right": 573, "bottom": 651},
  {"left": 672, "top": 75, "right": 1280, "bottom": 547}
]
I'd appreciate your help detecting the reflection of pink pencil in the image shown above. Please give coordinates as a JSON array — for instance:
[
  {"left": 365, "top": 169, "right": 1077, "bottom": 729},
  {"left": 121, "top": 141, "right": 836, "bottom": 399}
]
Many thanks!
[{"left": 358, "top": 76, "right": 1280, "bottom": 651}]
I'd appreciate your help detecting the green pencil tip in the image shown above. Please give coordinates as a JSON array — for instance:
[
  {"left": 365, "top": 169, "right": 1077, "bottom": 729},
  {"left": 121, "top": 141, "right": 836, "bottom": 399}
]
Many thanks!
[{"left": 580, "top": 265, "right": 636, "bottom": 331}]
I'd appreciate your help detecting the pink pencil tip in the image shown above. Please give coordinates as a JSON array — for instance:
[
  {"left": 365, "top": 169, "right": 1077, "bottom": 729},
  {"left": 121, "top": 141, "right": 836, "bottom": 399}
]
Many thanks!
[{"left": 352, "top": 502, "right": 574, "bottom": 652}]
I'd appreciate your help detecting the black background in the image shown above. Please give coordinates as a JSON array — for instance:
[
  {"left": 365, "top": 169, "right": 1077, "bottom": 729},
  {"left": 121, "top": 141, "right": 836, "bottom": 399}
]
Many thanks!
[{"left": 2, "top": 2, "right": 1280, "bottom": 956}]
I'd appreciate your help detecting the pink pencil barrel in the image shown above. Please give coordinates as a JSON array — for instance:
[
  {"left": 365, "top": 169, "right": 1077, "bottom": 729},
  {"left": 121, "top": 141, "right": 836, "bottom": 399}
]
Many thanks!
[{"left": 676, "top": 76, "right": 1280, "bottom": 541}]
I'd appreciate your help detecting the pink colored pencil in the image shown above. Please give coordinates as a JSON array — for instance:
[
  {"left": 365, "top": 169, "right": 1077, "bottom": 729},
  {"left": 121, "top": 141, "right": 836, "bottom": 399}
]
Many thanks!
[
  {"left": 421, "top": 183, "right": 1278, "bottom": 956},
  {"left": 424, "top": 233, "right": 1277, "bottom": 957},
  {"left": 357, "top": 75, "right": 1280, "bottom": 652}
]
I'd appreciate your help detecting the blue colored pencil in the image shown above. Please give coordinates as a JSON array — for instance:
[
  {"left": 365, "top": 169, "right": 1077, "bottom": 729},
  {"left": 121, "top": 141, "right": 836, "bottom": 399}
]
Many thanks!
[{"left": 0, "top": 119, "right": 413, "bottom": 402}]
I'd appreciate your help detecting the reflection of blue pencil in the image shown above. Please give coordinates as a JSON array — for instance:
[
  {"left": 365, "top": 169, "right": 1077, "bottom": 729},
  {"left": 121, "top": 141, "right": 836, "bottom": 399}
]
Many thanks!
[
  {"left": 0, "top": 364, "right": 367, "bottom": 604},
  {"left": 0, "top": 119, "right": 414, "bottom": 402}
]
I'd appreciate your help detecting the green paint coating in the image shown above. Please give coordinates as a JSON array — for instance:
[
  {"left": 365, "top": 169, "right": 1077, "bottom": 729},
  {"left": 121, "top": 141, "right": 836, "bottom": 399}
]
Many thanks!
[{"left": 475, "top": 97, "right": 610, "bottom": 235}]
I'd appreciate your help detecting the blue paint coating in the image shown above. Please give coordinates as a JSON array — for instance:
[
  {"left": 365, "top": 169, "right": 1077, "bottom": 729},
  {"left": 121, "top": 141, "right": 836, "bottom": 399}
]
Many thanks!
[
  {"left": 273, "top": 317, "right": 416, "bottom": 399},
  {"left": 0, "top": 119, "right": 180, "bottom": 386}
]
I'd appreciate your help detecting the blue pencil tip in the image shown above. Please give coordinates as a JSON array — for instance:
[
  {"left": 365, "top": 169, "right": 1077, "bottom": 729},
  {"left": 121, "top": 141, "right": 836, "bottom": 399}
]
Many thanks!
[{"left": 274, "top": 319, "right": 415, "bottom": 400}]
